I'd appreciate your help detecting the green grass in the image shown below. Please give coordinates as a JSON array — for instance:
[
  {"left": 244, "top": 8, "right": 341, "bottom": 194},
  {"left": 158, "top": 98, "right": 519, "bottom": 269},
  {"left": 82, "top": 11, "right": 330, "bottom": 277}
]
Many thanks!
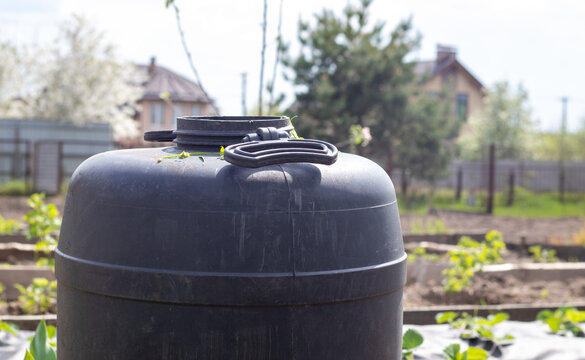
[
  {"left": 0, "top": 180, "right": 32, "bottom": 196},
  {"left": 398, "top": 187, "right": 585, "bottom": 218}
]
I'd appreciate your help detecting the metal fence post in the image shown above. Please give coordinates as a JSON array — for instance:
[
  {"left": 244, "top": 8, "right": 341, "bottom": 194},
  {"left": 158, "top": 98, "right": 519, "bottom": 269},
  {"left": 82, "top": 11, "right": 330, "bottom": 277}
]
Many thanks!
[
  {"left": 455, "top": 166, "right": 463, "bottom": 201},
  {"left": 507, "top": 170, "right": 515, "bottom": 206},
  {"left": 487, "top": 143, "right": 495, "bottom": 214}
]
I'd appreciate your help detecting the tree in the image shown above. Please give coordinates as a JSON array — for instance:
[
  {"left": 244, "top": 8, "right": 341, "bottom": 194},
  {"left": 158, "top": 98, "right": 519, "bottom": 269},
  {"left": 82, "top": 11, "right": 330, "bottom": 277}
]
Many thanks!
[
  {"left": 529, "top": 120, "right": 585, "bottom": 161},
  {"left": 458, "top": 81, "right": 534, "bottom": 160},
  {"left": 393, "top": 91, "right": 459, "bottom": 192},
  {"left": 0, "top": 43, "right": 19, "bottom": 113},
  {"left": 284, "top": 0, "right": 460, "bottom": 191},
  {"left": 0, "top": 42, "right": 34, "bottom": 117},
  {"left": 0, "top": 15, "right": 146, "bottom": 141}
]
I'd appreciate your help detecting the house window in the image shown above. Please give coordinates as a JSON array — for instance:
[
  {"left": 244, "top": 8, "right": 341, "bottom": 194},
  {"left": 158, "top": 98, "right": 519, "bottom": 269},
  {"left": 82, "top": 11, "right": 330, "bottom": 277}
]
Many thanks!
[
  {"left": 190, "top": 105, "right": 201, "bottom": 116},
  {"left": 172, "top": 104, "right": 184, "bottom": 129},
  {"left": 150, "top": 103, "right": 165, "bottom": 128},
  {"left": 456, "top": 93, "right": 468, "bottom": 122}
]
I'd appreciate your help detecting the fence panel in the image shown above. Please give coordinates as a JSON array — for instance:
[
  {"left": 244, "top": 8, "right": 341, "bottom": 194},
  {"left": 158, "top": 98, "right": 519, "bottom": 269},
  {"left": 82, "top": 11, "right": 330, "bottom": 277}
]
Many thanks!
[{"left": 33, "top": 141, "right": 62, "bottom": 194}]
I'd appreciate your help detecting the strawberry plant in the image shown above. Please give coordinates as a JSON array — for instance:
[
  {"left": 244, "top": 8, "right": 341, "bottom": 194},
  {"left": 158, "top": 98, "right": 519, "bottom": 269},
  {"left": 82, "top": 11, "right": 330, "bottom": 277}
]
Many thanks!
[
  {"left": 15, "top": 277, "right": 57, "bottom": 315},
  {"left": 537, "top": 307, "right": 585, "bottom": 337},
  {"left": 0, "top": 215, "right": 21, "bottom": 235},
  {"left": 443, "top": 344, "right": 489, "bottom": 360},
  {"left": 442, "top": 230, "right": 505, "bottom": 292},
  {"left": 23, "top": 193, "right": 61, "bottom": 242},
  {"left": 21, "top": 193, "right": 62, "bottom": 269},
  {"left": 407, "top": 246, "right": 440, "bottom": 262},
  {"left": 410, "top": 218, "right": 449, "bottom": 235},
  {"left": 528, "top": 245, "right": 558, "bottom": 263},
  {"left": 402, "top": 328, "right": 424, "bottom": 360},
  {"left": 436, "top": 311, "right": 514, "bottom": 355}
]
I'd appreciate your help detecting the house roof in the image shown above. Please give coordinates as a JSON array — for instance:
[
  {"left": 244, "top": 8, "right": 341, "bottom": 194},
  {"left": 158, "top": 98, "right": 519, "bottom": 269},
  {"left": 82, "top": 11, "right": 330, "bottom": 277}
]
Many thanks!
[
  {"left": 414, "top": 52, "right": 484, "bottom": 90},
  {"left": 138, "top": 59, "right": 214, "bottom": 104}
]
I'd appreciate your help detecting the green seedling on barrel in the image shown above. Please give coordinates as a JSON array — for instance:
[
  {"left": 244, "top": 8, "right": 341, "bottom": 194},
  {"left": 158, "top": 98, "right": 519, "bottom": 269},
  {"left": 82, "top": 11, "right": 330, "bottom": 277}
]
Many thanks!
[
  {"left": 537, "top": 307, "right": 585, "bottom": 336},
  {"left": 157, "top": 150, "right": 221, "bottom": 163},
  {"left": 402, "top": 328, "right": 424, "bottom": 360}
]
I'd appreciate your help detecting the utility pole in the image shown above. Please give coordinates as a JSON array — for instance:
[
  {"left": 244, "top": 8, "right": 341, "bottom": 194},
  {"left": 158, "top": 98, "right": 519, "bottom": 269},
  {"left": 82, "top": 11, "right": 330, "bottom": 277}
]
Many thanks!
[
  {"left": 559, "top": 96, "right": 568, "bottom": 202},
  {"left": 241, "top": 73, "right": 247, "bottom": 115},
  {"left": 258, "top": 0, "right": 267, "bottom": 116},
  {"left": 486, "top": 143, "right": 496, "bottom": 214}
]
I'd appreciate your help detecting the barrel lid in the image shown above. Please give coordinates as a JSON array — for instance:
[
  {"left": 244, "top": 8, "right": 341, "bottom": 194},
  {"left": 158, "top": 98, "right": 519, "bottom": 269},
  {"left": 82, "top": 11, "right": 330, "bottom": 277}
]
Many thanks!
[{"left": 151, "top": 116, "right": 293, "bottom": 148}]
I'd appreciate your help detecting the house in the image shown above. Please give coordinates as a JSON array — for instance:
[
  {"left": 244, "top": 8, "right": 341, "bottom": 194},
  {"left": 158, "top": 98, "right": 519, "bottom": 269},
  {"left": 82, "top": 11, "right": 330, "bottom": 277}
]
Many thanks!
[
  {"left": 136, "top": 57, "right": 218, "bottom": 134},
  {"left": 415, "top": 45, "right": 484, "bottom": 128}
]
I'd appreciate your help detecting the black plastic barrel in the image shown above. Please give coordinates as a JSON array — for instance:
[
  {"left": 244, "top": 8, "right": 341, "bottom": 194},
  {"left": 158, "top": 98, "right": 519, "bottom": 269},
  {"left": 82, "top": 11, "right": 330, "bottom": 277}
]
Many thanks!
[{"left": 56, "top": 116, "right": 406, "bottom": 359}]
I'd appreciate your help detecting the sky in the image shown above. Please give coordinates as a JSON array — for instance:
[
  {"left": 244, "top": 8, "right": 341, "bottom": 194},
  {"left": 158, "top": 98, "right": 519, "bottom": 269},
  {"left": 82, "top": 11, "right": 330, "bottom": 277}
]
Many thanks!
[{"left": 1, "top": 0, "right": 585, "bottom": 132}]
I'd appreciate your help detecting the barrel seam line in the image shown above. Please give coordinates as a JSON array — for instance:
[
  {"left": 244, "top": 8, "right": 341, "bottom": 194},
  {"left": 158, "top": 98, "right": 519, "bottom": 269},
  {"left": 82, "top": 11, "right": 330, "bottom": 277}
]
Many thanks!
[
  {"left": 56, "top": 248, "right": 406, "bottom": 278},
  {"left": 89, "top": 200, "right": 397, "bottom": 214},
  {"left": 59, "top": 282, "right": 405, "bottom": 307}
]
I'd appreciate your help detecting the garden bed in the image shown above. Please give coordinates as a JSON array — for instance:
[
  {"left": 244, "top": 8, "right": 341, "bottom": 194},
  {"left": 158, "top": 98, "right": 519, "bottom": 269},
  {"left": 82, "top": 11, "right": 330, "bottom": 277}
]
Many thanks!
[
  {"left": 404, "top": 230, "right": 585, "bottom": 323},
  {"left": 405, "top": 264, "right": 585, "bottom": 306}
]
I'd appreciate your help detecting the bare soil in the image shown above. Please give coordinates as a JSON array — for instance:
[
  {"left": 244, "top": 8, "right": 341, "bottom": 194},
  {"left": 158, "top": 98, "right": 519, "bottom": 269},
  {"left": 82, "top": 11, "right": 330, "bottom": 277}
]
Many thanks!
[
  {"left": 401, "top": 210, "right": 585, "bottom": 245},
  {"left": 405, "top": 273, "right": 585, "bottom": 307},
  {"left": 0, "top": 195, "right": 65, "bottom": 222},
  {"left": 0, "top": 301, "right": 55, "bottom": 316}
]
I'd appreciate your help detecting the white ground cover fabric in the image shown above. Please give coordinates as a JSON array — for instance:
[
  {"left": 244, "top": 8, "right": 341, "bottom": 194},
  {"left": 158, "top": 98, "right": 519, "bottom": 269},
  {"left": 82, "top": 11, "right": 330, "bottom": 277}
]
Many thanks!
[
  {"left": 404, "top": 321, "right": 585, "bottom": 360},
  {"left": 0, "top": 322, "right": 583, "bottom": 359},
  {"left": 0, "top": 330, "right": 33, "bottom": 360}
]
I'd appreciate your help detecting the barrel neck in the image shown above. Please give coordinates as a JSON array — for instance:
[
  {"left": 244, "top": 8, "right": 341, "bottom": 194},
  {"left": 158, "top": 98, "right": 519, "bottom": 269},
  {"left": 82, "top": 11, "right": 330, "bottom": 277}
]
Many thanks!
[{"left": 174, "top": 116, "right": 291, "bottom": 149}]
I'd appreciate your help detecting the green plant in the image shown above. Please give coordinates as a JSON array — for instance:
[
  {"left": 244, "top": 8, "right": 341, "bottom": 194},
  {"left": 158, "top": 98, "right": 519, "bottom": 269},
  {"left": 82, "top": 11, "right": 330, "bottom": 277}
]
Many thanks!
[
  {"left": 442, "top": 230, "right": 505, "bottom": 292},
  {"left": 407, "top": 247, "right": 440, "bottom": 262},
  {"left": 15, "top": 278, "right": 57, "bottom": 315},
  {"left": 287, "top": 115, "right": 303, "bottom": 140},
  {"left": 156, "top": 149, "right": 223, "bottom": 163},
  {"left": 529, "top": 245, "right": 558, "bottom": 263},
  {"left": 23, "top": 193, "right": 61, "bottom": 245},
  {"left": 22, "top": 193, "right": 61, "bottom": 268},
  {"left": 0, "top": 282, "right": 18, "bottom": 336},
  {"left": 24, "top": 320, "right": 56, "bottom": 360},
  {"left": 436, "top": 312, "right": 514, "bottom": 343},
  {"left": 0, "top": 320, "right": 17, "bottom": 335},
  {"left": 0, "top": 180, "right": 30, "bottom": 196},
  {"left": 443, "top": 344, "right": 489, "bottom": 360},
  {"left": 402, "top": 328, "right": 424, "bottom": 360},
  {"left": 0, "top": 215, "right": 21, "bottom": 235},
  {"left": 537, "top": 307, "right": 585, "bottom": 336},
  {"left": 409, "top": 218, "right": 449, "bottom": 235}
]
